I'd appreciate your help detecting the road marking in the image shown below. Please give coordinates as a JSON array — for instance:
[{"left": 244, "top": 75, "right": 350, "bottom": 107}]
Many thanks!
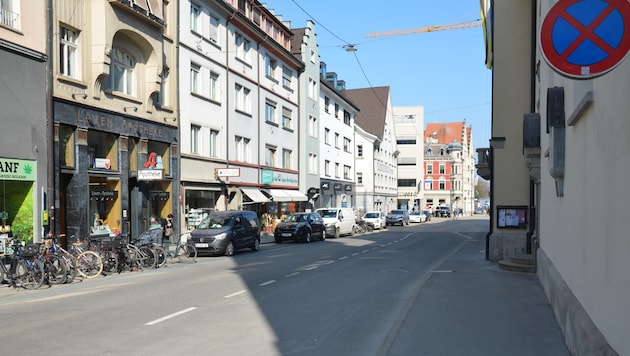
[
  {"left": 362, "top": 250, "right": 369, "bottom": 253},
  {"left": 259, "top": 280, "right": 276, "bottom": 286},
  {"left": 285, "top": 272, "right": 300, "bottom": 277},
  {"left": 224, "top": 290, "right": 247, "bottom": 298},
  {"left": 304, "top": 265, "right": 318, "bottom": 270},
  {"left": 145, "top": 307, "right": 197, "bottom": 326},
  {"left": 432, "top": 270, "right": 454, "bottom": 273},
  {"left": 351, "top": 253, "right": 360, "bottom": 256},
  {"left": 339, "top": 256, "right": 348, "bottom": 260}
]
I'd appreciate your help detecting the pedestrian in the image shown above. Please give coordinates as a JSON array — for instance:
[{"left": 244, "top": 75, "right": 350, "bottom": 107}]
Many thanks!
[{"left": 162, "top": 214, "right": 174, "bottom": 241}]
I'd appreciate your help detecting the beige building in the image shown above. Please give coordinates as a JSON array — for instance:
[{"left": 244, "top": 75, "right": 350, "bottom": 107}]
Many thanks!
[
  {"left": 393, "top": 106, "right": 425, "bottom": 212},
  {"left": 484, "top": 1, "right": 629, "bottom": 354}
]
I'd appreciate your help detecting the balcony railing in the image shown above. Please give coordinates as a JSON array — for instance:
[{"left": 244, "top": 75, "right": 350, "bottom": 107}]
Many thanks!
[
  {"left": 476, "top": 148, "right": 491, "bottom": 180},
  {"left": 0, "top": 7, "right": 19, "bottom": 29}
]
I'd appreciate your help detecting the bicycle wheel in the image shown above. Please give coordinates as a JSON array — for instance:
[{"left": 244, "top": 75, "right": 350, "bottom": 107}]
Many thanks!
[
  {"left": 45, "top": 254, "right": 67, "bottom": 284},
  {"left": 139, "top": 246, "right": 156, "bottom": 269},
  {"left": 153, "top": 245, "right": 167, "bottom": 268},
  {"left": 76, "top": 250, "right": 103, "bottom": 278},
  {"left": 187, "top": 243, "right": 197, "bottom": 263},
  {"left": 101, "top": 251, "right": 119, "bottom": 273},
  {"left": 15, "top": 259, "right": 45, "bottom": 290},
  {"left": 60, "top": 253, "right": 78, "bottom": 283}
]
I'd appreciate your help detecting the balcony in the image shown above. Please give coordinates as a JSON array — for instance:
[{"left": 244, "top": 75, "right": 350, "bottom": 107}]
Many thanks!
[
  {"left": 0, "top": 6, "right": 19, "bottom": 29},
  {"left": 476, "top": 148, "right": 491, "bottom": 180}
]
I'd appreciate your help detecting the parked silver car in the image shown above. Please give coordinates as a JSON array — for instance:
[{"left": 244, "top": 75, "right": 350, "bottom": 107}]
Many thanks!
[{"left": 386, "top": 209, "right": 409, "bottom": 226}]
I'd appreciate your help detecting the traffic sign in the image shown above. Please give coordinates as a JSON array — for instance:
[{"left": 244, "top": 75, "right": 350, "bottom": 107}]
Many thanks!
[{"left": 540, "top": 0, "right": 630, "bottom": 78}]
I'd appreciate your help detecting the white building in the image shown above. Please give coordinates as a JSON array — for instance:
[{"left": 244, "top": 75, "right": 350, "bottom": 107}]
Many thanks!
[
  {"left": 354, "top": 124, "right": 379, "bottom": 214},
  {"left": 318, "top": 64, "right": 359, "bottom": 209},
  {"left": 345, "top": 86, "right": 398, "bottom": 213},
  {"left": 393, "top": 106, "right": 425, "bottom": 211}
]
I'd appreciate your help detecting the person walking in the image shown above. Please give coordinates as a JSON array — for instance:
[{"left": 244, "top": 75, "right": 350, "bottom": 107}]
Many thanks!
[{"left": 162, "top": 214, "right": 174, "bottom": 242}]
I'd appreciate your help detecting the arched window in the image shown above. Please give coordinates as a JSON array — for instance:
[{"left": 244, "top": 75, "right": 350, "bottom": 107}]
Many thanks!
[{"left": 111, "top": 48, "right": 135, "bottom": 95}]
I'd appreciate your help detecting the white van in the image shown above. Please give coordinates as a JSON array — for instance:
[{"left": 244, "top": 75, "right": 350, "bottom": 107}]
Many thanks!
[{"left": 315, "top": 208, "right": 356, "bottom": 238}]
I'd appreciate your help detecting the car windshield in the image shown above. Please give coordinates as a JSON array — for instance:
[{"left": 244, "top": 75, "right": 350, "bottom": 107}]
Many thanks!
[
  {"left": 410, "top": 211, "right": 420, "bottom": 215},
  {"left": 391, "top": 210, "right": 404, "bottom": 215},
  {"left": 197, "top": 214, "right": 234, "bottom": 229},
  {"left": 318, "top": 210, "right": 337, "bottom": 218},
  {"left": 284, "top": 214, "right": 307, "bottom": 222},
  {"left": 364, "top": 212, "right": 379, "bottom": 218}
]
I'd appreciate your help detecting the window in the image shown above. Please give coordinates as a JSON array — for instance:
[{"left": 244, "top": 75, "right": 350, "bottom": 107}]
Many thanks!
[
  {"left": 398, "top": 179, "right": 416, "bottom": 187},
  {"left": 190, "top": 63, "right": 200, "bottom": 94},
  {"left": 209, "top": 72, "right": 219, "bottom": 101},
  {"left": 343, "top": 110, "right": 351, "bottom": 125},
  {"left": 0, "top": 0, "right": 19, "bottom": 29},
  {"left": 235, "top": 136, "right": 250, "bottom": 162},
  {"left": 426, "top": 148, "right": 433, "bottom": 156},
  {"left": 397, "top": 137, "right": 417, "bottom": 145},
  {"left": 235, "top": 33, "right": 251, "bottom": 63},
  {"left": 344, "top": 165, "right": 351, "bottom": 180},
  {"left": 324, "top": 160, "right": 330, "bottom": 176},
  {"left": 425, "top": 179, "right": 433, "bottom": 190},
  {"left": 357, "top": 145, "right": 363, "bottom": 157},
  {"left": 324, "top": 128, "right": 330, "bottom": 145},
  {"left": 334, "top": 103, "right": 339, "bottom": 118},
  {"left": 308, "top": 77, "right": 316, "bottom": 99},
  {"left": 343, "top": 137, "right": 351, "bottom": 152},
  {"left": 265, "top": 101, "right": 277, "bottom": 124},
  {"left": 110, "top": 48, "right": 135, "bottom": 95},
  {"left": 87, "top": 131, "right": 119, "bottom": 171},
  {"left": 398, "top": 157, "right": 416, "bottom": 166},
  {"left": 334, "top": 133, "right": 340, "bottom": 148},
  {"left": 60, "top": 26, "right": 78, "bottom": 78},
  {"left": 265, "top": 145, "right": 276, "bottom": 167},
  {"left": 439, "top": 179, "right": 446, "bottom": 190},
  {"left": 190, "top": 4, "right": 201, "bottom": 33},
  {"left": 235, "top": 84, "right": 251, "bottom": 113},
  {"left": 265, "top": 55, "right": 277, "bottom": 80},
  {"left": 439, "top": 164, "right": 446, "bottom": 174},
  {"left": 190, "top": 124, "right": 200, "bottom": 154},
  {"left": 282, "top": 66, "right": 292, "bottom": 89},
  {"left": 308, "top": 115, "right": 317, "bottom": 137},
  {"left": 308, "top": 153, "right": 317, "bottom": 174},
  {"left": 209, "top": 14, "right": 219, "bottom": 42},
  {"left": 324, "top": 96, "right": 330, "bottom": 113},
  {"left": 282, "top": 107, "right": 292, "bottom": 129},
  {"left": 427, "top": 164, "right": 433, "bottom": 174},
  {"left": 209, "top": 129, "right": 219, "bottom": 157},
  {"left": 335, "top": 163, "right": 340, "bottom": 178},
  {"left": 357, "top": 172, "right": 363, "bottom": 184},
  {"left": 282, "top": 149, "right": 292, "bottom": 169}
]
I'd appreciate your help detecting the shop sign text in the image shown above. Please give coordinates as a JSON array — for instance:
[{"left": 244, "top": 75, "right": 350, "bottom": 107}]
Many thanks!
[{"left": 0, "top": 157, "right": 36, "bottom": 181}]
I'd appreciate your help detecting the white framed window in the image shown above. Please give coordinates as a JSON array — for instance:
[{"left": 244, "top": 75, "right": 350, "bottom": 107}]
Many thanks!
[
  {"left": 282, "top": 107, "right": 292, "bottom": 129},
  {"left": 235, "top": 33, "right": 251, "bottom": 63},
  {"left": 357, "top": 172, "right": 363, "bottom": 184},
  {"left": 60, "top": 26, "right": 78, "bottom": 78},
  {"left": 334, "top": 133, "right": 340, "bottom": 148},
  {"left": 265, "top": 101, "right": 276, "bottom": 124},
  {"left": 324, "top": 128, "right": 330, "bottom": 145},
  {"left": 324, "top": 96, "right": 330, "bottom": 113},
  {"left": 439, "top": 179, "right": 446, "bottom": 190},
  {"left": 282, "top": 66, "right": 292, "bottom": 89},
  {"left": 310, "top": 49, "right": 316, "bottom": 63},
  {"left": 308, "top": 115, "right": 317, "bottom": 137},
  {"left": 308, "top": 77, "right": 316, "bottom": 100},
  {"left": 344, "top": 165, "right": 351, "bottom": 180},
  {"left": 209, "top": 72, "right": 219, "bottom": 101},
  {"left": 265, "top": 145, "right": 277, "bottom": 167},
  {"left": 308, "top": 153, "right": 317, "bottom": 174},
  {"left": 0, "top": 0, "right": 19, "bottom": 29},
  {"left": 324, "top": 160, "right": 330, "bottom": 176},
  {"left": 110, "top": 48, "right": 135, "bottom": 96},
  {"left": 439, "top": 164, "right": 446, "bottom": 174},
  {"left": 343, "top": 137, "right": 351, "bottom": 152},
  {"left": 427, "top": 164, "right": 433, "bottom": 174},
  {"left": 209, "top": 129, "right": 219, "bottom": 157},
  {"left": 282, "top": 149, "right": 292, "bottom": 169},
  {"left": 357, "top": 145, "right": 363, "bottom": 157},
  {"left": 190, "top": 4, "right": 201, "bottom": 33},
  {"left": 190, "top": 63, "right": 200, "bottom": 94},
  {"left": 335, "top": 163, "right": 340, "bottom": 178},
  {"left": 209, "top": 14, "right": 219, "bottom": 43},
  {"left": 235, "top": 84, "right": 251, "bottom": 113},
  {"left": 265, "top": 55, "right": 277, "bottom": 80},
  {"left": 190, "top": 124, "right": 200, "bottom": 154},
  {"left": 235, "top": 135, "right": 250, "bottom": 162}
]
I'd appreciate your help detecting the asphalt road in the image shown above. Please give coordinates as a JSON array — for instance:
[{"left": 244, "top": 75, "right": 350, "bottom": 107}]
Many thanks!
[{"left": 0, "top": 217, "right": 567, "bottom": 355}]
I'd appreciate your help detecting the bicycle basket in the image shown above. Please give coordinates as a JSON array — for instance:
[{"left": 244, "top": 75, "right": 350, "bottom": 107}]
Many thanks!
[{"left": 21, "top": 244, "right": 40, "bottom": 257}]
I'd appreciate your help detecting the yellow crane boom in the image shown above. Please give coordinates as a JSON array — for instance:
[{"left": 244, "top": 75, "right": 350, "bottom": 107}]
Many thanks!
[{"left": 365, "top": 20, "right": 482, "bottom": 38}]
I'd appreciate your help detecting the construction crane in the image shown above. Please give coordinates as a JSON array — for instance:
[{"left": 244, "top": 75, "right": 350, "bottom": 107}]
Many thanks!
[{"left": 364, "top": 20, "right": 482, "bottom": 39}]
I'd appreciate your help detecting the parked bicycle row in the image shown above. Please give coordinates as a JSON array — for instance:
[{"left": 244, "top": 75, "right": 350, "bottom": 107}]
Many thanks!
[{"left": 0, "top": 228, "right": 197, "bottom": 290}]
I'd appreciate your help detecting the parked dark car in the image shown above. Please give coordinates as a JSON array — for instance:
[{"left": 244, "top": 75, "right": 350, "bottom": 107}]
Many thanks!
[
  {"left": 274, "top": 212, "right": 326, "bottom": 243},
  {"left": 386, "top": 209, "right": 409, "bottom": 226},
  {"left": 437, "top": 206, "right": 451, "bottom": 218},
  {"left": 421, "top": 210, "right": 432, "bottom": 221},
  {"left": 189, "top": 210, "right": 260, "bottom": 256}
]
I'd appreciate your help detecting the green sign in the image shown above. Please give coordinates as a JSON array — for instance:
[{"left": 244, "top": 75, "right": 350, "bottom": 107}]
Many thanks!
[
  {"left": 0, "top": 158, "right": 37, "bottom": 181},
  {"left": 261, "top": 170, "right": 273, "bottom": 185}
]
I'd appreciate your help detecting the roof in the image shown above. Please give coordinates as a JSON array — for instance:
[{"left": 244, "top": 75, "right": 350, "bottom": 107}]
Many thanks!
[
  {"left": 290, "top": 28, "right": 306, "bottom": 56},
  {"left": 425, "top": 121, "right": 466, "bottom": 145},
  {"left": 344, "top": 86, "right": 390, "bottom": 139}
]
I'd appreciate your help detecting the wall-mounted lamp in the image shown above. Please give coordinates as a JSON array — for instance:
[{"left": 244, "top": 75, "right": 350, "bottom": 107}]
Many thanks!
[
  {"left": 163, "top": 117, "right": 177, "bottom": 123},
  {"left": 72, "top": 93, "right": 88, "bottom": 100},
  {"left": 124, "top": 106, "right": 138, "bottom": 113}
]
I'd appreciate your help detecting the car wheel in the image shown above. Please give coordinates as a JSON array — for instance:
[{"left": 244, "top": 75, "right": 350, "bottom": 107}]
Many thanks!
[
  {"left": 275, "top": 237, "right": 282, "bottom": 244},
  {"left": 225, "top": 241, "right": 235, "bottom": 256},
  {"left": 251, "top": 238, "right": 260, "bottom": 251},
  {"left": 350, "top": 226, "right": 355, "bottom": 236},
  {"left": 321, "top": 230, "right": 326, "bottom": 241},
  {"left": 334, "top": 227, "right": 340, "bottom": 238},
  {"left": 305, "top": 230, "right": 312, "bottom": 243}
]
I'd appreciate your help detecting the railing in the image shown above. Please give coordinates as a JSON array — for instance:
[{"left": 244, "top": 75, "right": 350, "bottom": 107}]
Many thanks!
[{"left": 0, "top": 7, "right": 19, "bottom": 29}]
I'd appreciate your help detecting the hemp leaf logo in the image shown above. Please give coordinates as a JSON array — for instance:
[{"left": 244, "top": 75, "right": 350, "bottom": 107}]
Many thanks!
[{"left": 23, "top": 164, "right": 33, "bottom": 174}]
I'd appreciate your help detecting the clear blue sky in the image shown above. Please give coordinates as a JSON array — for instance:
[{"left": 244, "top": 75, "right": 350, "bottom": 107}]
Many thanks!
[{"left": 265, "top": 0, "right": 492, "bottom": 150}]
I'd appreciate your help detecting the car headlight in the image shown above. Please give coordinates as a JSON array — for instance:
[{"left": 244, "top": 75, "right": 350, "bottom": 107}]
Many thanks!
[{"left": 214, "top": 232, "right": 228, "bottom": 240}]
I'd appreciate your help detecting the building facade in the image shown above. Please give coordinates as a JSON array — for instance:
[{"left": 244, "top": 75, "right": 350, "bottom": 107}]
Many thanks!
[
  {"left": 354, "top": 123, "right": 378, "bottom": 213},
  {"left": 0, "top": 0, "right": 47, "bottom": 243},
  {"left": 393, "top": 106, "right": 425, "bottom": 211}
]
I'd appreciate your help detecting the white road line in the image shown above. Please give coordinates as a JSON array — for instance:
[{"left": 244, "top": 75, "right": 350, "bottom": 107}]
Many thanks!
[
  {"left": 285, "top": 272, "right": 300, "bottom": 277},
  {"left": 339, "top": 256, "right": 348, "bottom": 260},
  {"left": 304, "top": 265, "right": 318, "bottom": 270},
  {"left": 224, "top": 290, "right": 247, "bottom": 298},
  {"left": 351, "top": 253, "right": 360, "bottom": 256},
  {"left": 259, "top": 280, "right": 276, "bottom": 286},
  {"left": 145, "top": 307, "right": 197, "bottom": 326},
  {"left": 362, "top": 250, "right": 369, "bottom": 253}
]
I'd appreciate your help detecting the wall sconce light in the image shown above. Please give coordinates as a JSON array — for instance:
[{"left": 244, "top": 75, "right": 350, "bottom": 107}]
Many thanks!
[
  {"left": 163, "top": 117, "right": 177, "bottom": 123},
  {"left": 72, "top": 93, "right": 88, "bottom": 100},
  {"left": 124, "top": 106, "right": 138, "bottom": 113}
]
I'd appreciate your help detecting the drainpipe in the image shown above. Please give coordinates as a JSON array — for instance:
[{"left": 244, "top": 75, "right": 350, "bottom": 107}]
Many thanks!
[
  {"left": 46, "top": 0, "right": 55, "bottom": 236},
  {"left": 526, "top": 0, "right": 538, "bottom": 255}
]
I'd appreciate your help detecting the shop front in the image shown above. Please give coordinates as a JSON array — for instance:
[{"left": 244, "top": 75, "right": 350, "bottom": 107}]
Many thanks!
[
  {"left": 53, "top": 100, "right": 179, "bottom": 246},
  {"left": 318, "top": 180, "right": 356, "bottom": 210},
  {"left": 0, "top": 158, "right": 38, "bottom": 244}
]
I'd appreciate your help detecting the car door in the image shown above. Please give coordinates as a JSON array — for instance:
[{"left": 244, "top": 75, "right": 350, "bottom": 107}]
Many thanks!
[
  {"left": 232, "top": 214, "right": 248, "bottom": 249},
  {"left": 309, "top": 213, "right": 323, "bottom": 236}
]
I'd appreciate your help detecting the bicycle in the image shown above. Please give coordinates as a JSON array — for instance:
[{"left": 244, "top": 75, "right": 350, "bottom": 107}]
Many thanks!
[
  {"left": 46, "top": 234, "right": 78, "bottom": 283},
  {"left": 0, "top": 240, "right": 46, "bottom": 289},
  {"left": 36, "top": 241, "right": 68, "bottom": 285},
  {"left": 68, "top": 236, "right": 103, "bottom": 278},
  {"left": 162, "top": 232, "right": 197, "bottom": 264}
]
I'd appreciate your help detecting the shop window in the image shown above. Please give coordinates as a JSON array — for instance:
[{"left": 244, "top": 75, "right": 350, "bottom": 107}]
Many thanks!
[
  {"left": 87, "top": 131, "right": 118, "bottom": 171},
  {"left": 89, "top": 176, "right": 121, "bottom": 237},
  {"left": 147, "top": 141, "right": 170, "bottom": 175},
  {"left": 59, "top": 125, "right": 75, "bottom": 168}
]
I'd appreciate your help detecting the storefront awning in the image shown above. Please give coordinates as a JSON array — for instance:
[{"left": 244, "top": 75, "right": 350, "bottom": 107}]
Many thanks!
[
  {"left": 263, "top": 189, "right": 308, "bottom": 202},
  {"left": 241, "top": 188, "right": 271, "bottom": 204}
]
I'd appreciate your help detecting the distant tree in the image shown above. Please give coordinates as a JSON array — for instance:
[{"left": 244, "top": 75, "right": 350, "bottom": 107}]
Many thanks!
[{"left": 475, "top": 178, "right": 490, "bottom": 199}]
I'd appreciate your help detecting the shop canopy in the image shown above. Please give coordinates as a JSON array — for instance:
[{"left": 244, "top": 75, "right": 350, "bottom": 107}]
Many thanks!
[
  {"left": 263, "top": 189, "right": 308, "bottom": 202},
  {"left": 241, "top": 188, "right": 271, "bottom": 204}
]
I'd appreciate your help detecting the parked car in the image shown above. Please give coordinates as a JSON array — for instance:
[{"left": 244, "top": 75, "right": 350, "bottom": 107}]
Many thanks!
[
  {"left": 409, "top": 210, "right": 427, "bottom": 223},
  {"left": 189, "top": 210, "right": 260, "bottom": 256},
  {"left": 315, "top": 208, "right": 356, "bottom": 237},
  {"left": 386, "top": 209, "right": 409, "bottom": 226},
  {"left": 362, "top": 211, "right": 386, "bottom": 229},
  {"left": 274, "top": 212, "right": 326, "bottom": 243},
  {"left": 421, "top": 210, "right": 432, "bottom": 222},
  {"left": 437, "top": 206, "right": 451, "bottom": 218}
]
